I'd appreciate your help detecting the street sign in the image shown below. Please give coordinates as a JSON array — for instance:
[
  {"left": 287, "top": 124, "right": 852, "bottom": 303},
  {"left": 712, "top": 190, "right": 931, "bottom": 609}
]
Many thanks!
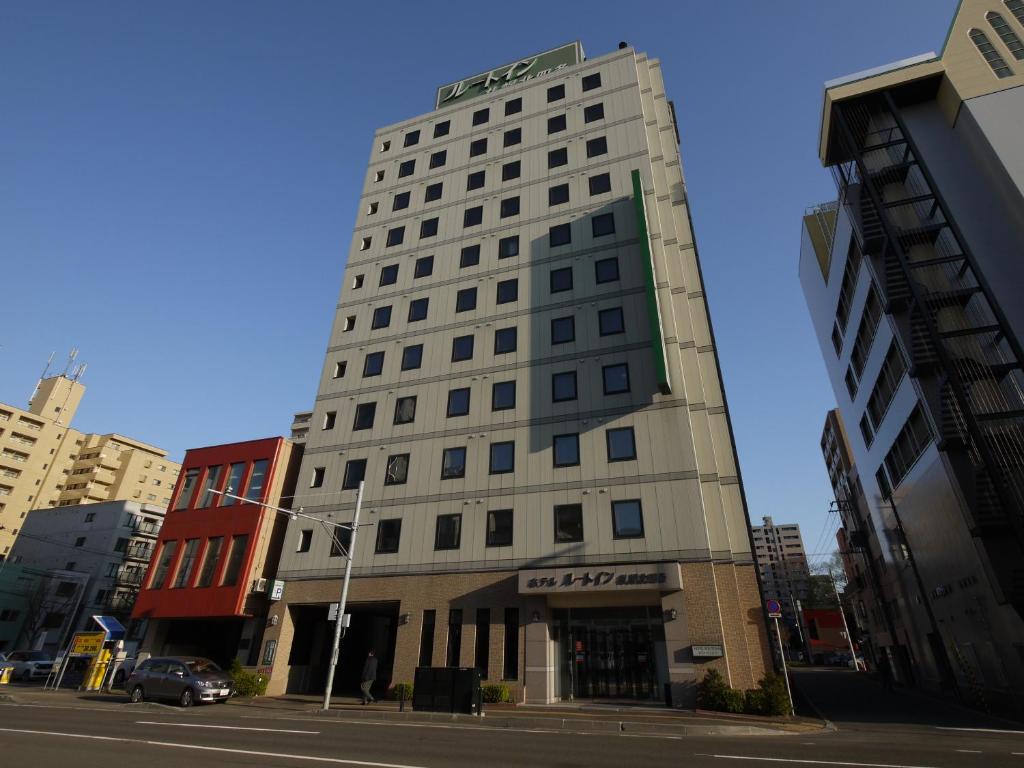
[
  {"left": 766, "top": 599, "right": 782, "bottom": 618},
  {"left": 69, "top": 631, "right": 105, "bottom": 657},
  {"left": 327, "top": 603, "right": 339, "bottom": 621},
  {"left": 270, "top": 580, "right": 285, "bottom": 601}
]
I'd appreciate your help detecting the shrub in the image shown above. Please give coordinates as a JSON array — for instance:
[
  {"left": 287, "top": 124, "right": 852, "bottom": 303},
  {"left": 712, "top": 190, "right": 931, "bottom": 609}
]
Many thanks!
[
  {"left": 746, "top": 674, "right": 790, "bottom": 716},
  {"left": 390, "top": 682, "right": 414, "bottom": 701},
  {"left": 228, "top": 659, "right": 269, "bottom": 698},
  {"left": 481, "top": 684, "right": 510, "bottom": 703},
  {"left": 697, "top": 669, "right": 744, "bottom": 713}
]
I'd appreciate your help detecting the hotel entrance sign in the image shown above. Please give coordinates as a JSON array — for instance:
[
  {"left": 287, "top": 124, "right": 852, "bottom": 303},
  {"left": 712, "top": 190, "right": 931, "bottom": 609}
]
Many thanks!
[{"left": 518, "top": 562, "right": 681, "bottom": 594}]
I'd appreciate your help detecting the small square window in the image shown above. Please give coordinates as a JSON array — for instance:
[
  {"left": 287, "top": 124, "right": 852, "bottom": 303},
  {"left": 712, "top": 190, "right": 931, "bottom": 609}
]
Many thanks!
[
  {"left": 385, "top": 228, "right": 403, "bottom": 248},
  {"left": 492, "top": 380, "right": 516, "bottom": 411},
  {"left": 380, "top": 140, "right": 391, "bottom": 152},
  {"left": 552, "top": 371, "right": 577, "bottom": 402},
  {"left": 504, "top": 128, "right": 521, "bottom": 147},
  {"left": 385, "top": 453, "right": 410, "bottom": 486},
  {"left": 547, "top": 83, "right": 565, "bottom": 102},
  {"left": 360, "top": 236, "right": 372, "bottom": 251},
  {"left": 599, "top": 306, "right": 625, "bottom": 336},
  {"left": 297, "top": 529, "right": 312, "bottom": 552},
  {"left": 589, "top": 172, "right": 611, "bottom": 195},
  {"left": 606, "top": 427, "right": 637, "bottom": 461},
  {"left": 408, "top": 297, "right": 429, "bottom": 322},
  {"left": 425, "top": 182, "right": 443, "bottom": 202},
  {"left": 414, "top": 255, "right": 434, "bottom": 278},
  {"left": 452, "top": 334, "right": 475, "bottom": 362},
  {"left": 420, "top": 218, "right": 439, "bottom": 238},
  {"left": 489, "top": 441, "right": 515, "bottom": 474},
  {"left": 553, "top": 433, "right": 580, "bottom": 467},
  {"left": 592, "top": 212, "right": 616, "bottom": 237},
  {"left": 550, "top": 266, "right": 573, "bottom": 293},
  {"left": 500, "top": 196, "right": 520, "bottom": 217},
  {"left": 447, "top": 387, "right": 471, "bottom": 417},
  {"left": 399, "top": 159, "right": 415, "bottom": 177},
  {"left": 456, "top": 287, "right": 478, "bottom": 313},
  {"left": 352, "top": 274, "right": 364, "bottom": 289},
  {"left": 374, "top": 170, "right": 385, "bottom": 182},
  {"left": 586, "top": 136, "right": 608, "bottom": 158},
  {"left": 379, "top": 264, "right": 399, "bottom": 286},
  {"left": 595, "top": 257, "right": 619, "bottom": 283},
  {"left": 486, "top": 509, "right": 513, "bottom": 547},
  {"left": 549, "top": 183, "right": 569, "bottom": 206},
  {"left": 549, "top": 223, "right": 572, "bottom": 247},
  {"left": 392, "top": 192, "right": 410, "bottom": 211},
  {"left": 496, "top": 278, "right": 518, "bottom": 304},
  {"left": 612, "top": 499, "right": 644, "bottom": 539},
  {"left": 472, "top": 107, "right": 489, "bottom": 126},
  {"left": 467, "top": 170, "right": 485, "bottom": 191},
  {"left": 502, "top": 161, "right": 520, "bottom": 182},
  {"left": 548, "top": 147, "right": 568, "bottom": 169},
  {"left": 464, "top": 206, "right": 483, "bottom": 227},
  {"left": 460, "top": 244, "right": 481, "bottom": 268},
  {"left": 547, "top": 114, "right": 567, "bottom": 134},
  {"left": 404, "top": 130, "right": 420, "bottom": 147},
  {"left": 366, "top": 201, "right": 378, "bottom": 215},
  {"left": 429, "top": 150, "right": 447, "bottom": 169},
  {"left": 310, "top": 467, "right": 325, "bottom": 488},
  {"left": 494, "top": 326, "right": 517, "bottom": 354},
  {"left": 363, "top": 351, "right": 385, "bottom": 377},
  {"left": 551, "top": 316, "right": 575, "bottom": 345},
  {"left": 435, "top": 514, "right": 462, "bottom": 550},
  {"left": 582, "top": 72, "right": 602, "bottom": 92},
  {"left": 401, "top": 344, "right": 423, "bottom": 370},
  {"left": 394, "top": 396, "right": 417, "bottom": 425},
  {"left": 371, "top": 305, "right": 392, "bottom": 329},
  {"left": 554, "top": 504, "right": 583, "bottom": 542},
  {"left": 498, "top": 235, "right": 519, "bottom": 259},
  {"left": 353, "top": 402, "right": 376, "bottom": 431},
  {"left": 375, "top": 518, "right": 402, "bottom": 554},
  {"left": 584, "top": 102, "right": 605, "bottom": 123},
  {"left": 441, "top": 447, "right": 467, "bottom": 479},
  {"left": 470, "top": 138, "right": 487, "bottom": 157},
  {"left": 342, "top": 459, "right": 366, "bottom": 489},
  {"left": 333, "top": 361, "right": 347, "bottom": 379},
  {"left": 603, "top": 363, "right": 630, "bottom": 394},
  {"left": 505, "top": 98, "right": 522, "bottom": 116},
  {"left": 434, "top": 120, "right": 450, "bottom": 138}
]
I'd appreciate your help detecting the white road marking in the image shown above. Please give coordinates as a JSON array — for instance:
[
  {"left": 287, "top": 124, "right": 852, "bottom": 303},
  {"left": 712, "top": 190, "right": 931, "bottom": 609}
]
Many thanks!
[
  {"left": 954, "top": 750, "right": 981, "bottom": 754},
  {"left": 0, "top": 727, "right": 426, "bottom": 768},
  {"left": 136, "top": 720, "right": 319, "bottom": 734},
  {"left": 936, "top": 727, "right": 1024, "bottom": 735},
  {"left": 703, "top": 755, "right": 941, "bottom": 768}
]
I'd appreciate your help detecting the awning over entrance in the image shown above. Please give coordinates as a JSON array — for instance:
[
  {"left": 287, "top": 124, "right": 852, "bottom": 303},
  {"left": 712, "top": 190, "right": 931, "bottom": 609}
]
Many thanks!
[{"left": 517, "top": 562, "right": 681, "bottom": 595}]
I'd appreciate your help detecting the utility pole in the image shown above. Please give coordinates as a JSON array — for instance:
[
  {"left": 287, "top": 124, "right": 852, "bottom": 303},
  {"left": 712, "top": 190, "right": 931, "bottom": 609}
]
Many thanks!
[
  {"left": 323, "top": 480, "right": 364, "bottom": 711},
  {"left": 789, "top": 592, "right": 808, "bottom": 660},
  {"left": 828, "top": 568, "right": 858, "bottom": 669}
]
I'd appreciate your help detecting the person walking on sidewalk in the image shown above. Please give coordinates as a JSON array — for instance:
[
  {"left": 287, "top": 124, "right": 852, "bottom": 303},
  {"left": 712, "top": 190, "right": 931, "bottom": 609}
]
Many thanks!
[{"left": 360, "top": 650, "right": 378, "bottom": 704}]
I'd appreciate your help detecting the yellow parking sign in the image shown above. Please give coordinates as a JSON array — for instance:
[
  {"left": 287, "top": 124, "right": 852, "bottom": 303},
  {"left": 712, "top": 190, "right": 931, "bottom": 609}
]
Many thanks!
[{"left": 69, "top": 631, "right": 106, "bottom": 656}]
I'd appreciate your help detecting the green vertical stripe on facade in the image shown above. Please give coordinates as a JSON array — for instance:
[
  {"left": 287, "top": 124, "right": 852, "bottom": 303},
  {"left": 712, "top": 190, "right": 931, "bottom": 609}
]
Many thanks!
[{"left": 631, "top": 169, "right": 672, "bottom": 395}]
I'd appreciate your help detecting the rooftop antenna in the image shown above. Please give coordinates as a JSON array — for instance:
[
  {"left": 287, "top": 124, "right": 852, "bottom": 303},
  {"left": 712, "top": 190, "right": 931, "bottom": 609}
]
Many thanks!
[
  {"left": 72, "top": 363, "right": 88, "bottom": 383},
  {"left": 28, "top": 351, "right": 56, "bottom": 407},
  {"left": 61, "top": 348, "right": 79, "bottom": 377}
]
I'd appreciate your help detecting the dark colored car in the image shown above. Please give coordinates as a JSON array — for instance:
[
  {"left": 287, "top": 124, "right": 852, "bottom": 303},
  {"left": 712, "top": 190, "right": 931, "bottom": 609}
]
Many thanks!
[{"left": 126, "top": 656, "right": 233, "bottom": 707}]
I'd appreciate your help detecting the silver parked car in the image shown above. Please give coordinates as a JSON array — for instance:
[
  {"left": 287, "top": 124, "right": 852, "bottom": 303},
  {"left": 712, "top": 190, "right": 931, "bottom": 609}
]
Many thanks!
[
  {"left": 4, "top": 650, "right": 54, "bottom": 681},
  {"left": 126, "top": 656, "right": 233, "bottom": 707}
]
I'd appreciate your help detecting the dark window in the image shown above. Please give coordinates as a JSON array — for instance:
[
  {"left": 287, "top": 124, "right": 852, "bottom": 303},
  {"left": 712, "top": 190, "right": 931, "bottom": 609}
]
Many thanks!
[
  {"left": 487, "top": 509, "right": 513, "bottom": 547},
  {"left": 494, "top": 327, "right": 517, "bottom": 354},
  {"left": 441, "top": 447, "right": 467, "bottom": 479},
  {"left": 408, "top": 297, "right": 429, "bottom": 322},
  {"left": 584, "top": 102, "right": 605, "bottom": 123},
  {"left": 333, "top": 361, "right": 347, "bottom": 378},
  {"left": 582, "top": 72, "right": 602, "bottom": 91},
  {"left": 401, "top": 344, "right": 423, "bottom": 370},
  {"left": 606, "top": 427, "right": 637, "bottom": 461},
  {"left": 492, "top": 380, "right": 516, "bottom": 410},
  {"left": 586, "top": 136, "right": 608, "bottom": 158},
  {"left": 363, "top": 351, "right": 385, "bottom": 377},
  {"left": 414, "top": 255, "right": 433, "bottom": 278},
  {"left": 435, "top": 514, "right": 462, "bottom": 550},
  {"left": 393, "top": 396, "right": 417, "bottom": 425},
  {"left": 434, "top": 120, "right": 450, "bottom": 138},
  {"left": 385, "top": 453, "right": 409, "bottom": 486},
  {"left": 503, "top": 608, "right": 519, "bottom": 680},
  {"left": 547, "top": 114, "right": 567, "bottom": 134},
  {"left": 425, "top": 182, "right": 443, "bottom": 202},
  {"left": 592, "top": 212, "right": 616, "bottom": 237},
  {"left": 452, "top": 334, "right": 474, "bottom": 362},
  {"left": 504, "top": 98, "right": 522, "bottom": 116},
  {"left": 446, "top": 609, "right": 463, "bottom": 667},
  {"left": 554, "top": 504, "right": 583, "bottom": 542},
  {"left": 589, "top": 172, "right": 611, "bottom": 195},
  {"left": 447, "top": 387, "right": 471, "bottom": 417},
  {"left": 498, "top": 235, "right": 519, "bottom": 259},
  {"left": 551, "top": 316, "right": 575, "bottom": 345},
  {"left": 502, "top": 161, "right": 520, "bottom": 182},
  {"left": 500, "top": 196, "right": 520, "bottom": 217},
  {"left": 420, "top": 218, "right": 438, "bottom": 238},
  {"left": 392, "top": 192, "right": 410, "bottom": 211},
  {"left": 398, "top": 159, "right": 415, "bottom": 177},
  {"left": 429, "top": 149, "right": 447, "bottom": 169},
  {"left": 496, "top": 278, "right": 518, "bottom": 304},
  {"left": 599, "top": 306, "right": 625, "bottom": 336},
  {"left": 404, "top": 130, "right": 420, "bottom": 147},
  {"left": 548, "top": 147, "right": 568, "bottom": 168},
  {"left": 353, "top": 402, "right": 376, "bottom": 431},
  {"left": 504, "top": 128, "right": 521, "bottom": 147},
  {"left": 460, "top": 244, "right": 481, "bottom": 268},
  {"left": 456, "top": 287, "right": 478, "bottom": 312},
  {"left": 595, "top": 256, "right": 619, "bottom": 283},
  {"left": 469, "top": 138, "right": 487, "bottom": 157},
  {"left": 490, "top": 441, "right": 515, "bottom": 474},
  {"left": 472, "top": 107, "right": 489, "bottom": 126},
  {"left": 549, "top": 183, "right": 569, "bottom": 206},
  {"left": 612, "top": 499, "right": 644, "bottom": 539},
  {"left": 549, "top": 223, "right": 571, "bottom": 247},
  {"left": 550, "top": 266, "right": 573, "bottom": 293},
  {"left": 547, "top": 83, "right": 565, "bottom": 102},
  {"left": 552, "top": 371, "right": 577, "bottom": 402},
  {"left": 464, "top": 206, "right": 483, "bottom": 227},
  {"left": 371, "top": 305, "right": 392, "bottom": 329},
  {"left": 342, "top": 459, "right": 367, "bottom": 490},
  {"left": 375, "top": 519, "right": 402, "bottom": 554},
  {"left": 553, "top": 433, "right": 580, "bottom": 467},
  {"left": 419, "top": 610, "right": 436, "bottom": 667},
  {"left": 603, "top": 363, "right": 630, "bottom": 394},
  {"left": 297, "top": 529, "right": 312, "bottom": 553},
  {"left": 329, "top": 526, "right": 352, "bottom": 557},
  {"left": 379, "top": 264, "right": 399, "bottom": 286},
  {"left": 386, "top": 227, "right": 405, "bottom": 247},
  {"left": 467, "top": 170, "right": 485, "bottom": 191},
  {"left": 475, "top": 609, "right": 490, "bottom": 678}
]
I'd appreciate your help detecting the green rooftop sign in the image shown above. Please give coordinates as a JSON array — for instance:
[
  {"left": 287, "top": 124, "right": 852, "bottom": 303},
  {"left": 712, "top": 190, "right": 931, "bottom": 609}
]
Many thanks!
[{"left": 434, "top": 42, "right": 583, "bottom": 109}]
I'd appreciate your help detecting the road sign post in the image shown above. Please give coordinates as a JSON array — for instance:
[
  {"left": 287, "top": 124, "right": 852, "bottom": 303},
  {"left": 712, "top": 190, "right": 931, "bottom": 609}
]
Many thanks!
[{"left": 766, "top": 599, "right": 794, "bottom": 716}]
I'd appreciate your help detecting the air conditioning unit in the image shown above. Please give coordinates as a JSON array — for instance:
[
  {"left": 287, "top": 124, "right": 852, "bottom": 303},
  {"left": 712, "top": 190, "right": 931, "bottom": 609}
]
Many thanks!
[{"left": 251, "top": 578, "right": 267, "bottom": 593}]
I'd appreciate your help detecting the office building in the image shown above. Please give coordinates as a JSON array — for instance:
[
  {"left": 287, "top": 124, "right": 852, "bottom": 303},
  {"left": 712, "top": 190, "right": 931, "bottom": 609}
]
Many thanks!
[
  {"left": 799, "top": 0, "right": 1024, "bottom": 712},
  {"left": 750, "top": 517, "right": 810, "bottom": 629}
]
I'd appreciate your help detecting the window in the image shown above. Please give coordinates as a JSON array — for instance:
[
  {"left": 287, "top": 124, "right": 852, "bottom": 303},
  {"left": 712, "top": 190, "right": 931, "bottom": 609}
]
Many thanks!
[
  {"left": 583, "top": 102, "right": 605, "bottom": 123},
  {"left": 311, "top": 467, "right": 325, "bottom": 488},
  {"left": 884, "top": 405, "right": 933, "bottom": 488},
  {"left": 500, "top": 196, "right": 520, "bottom": 217},
  {"left": 553, "top": 433, "right": 580, "bottom": 467},
  {"left": 501, "top": 161, "right": 520, "bottom": 182},
  {"left": 469, "top": 138, "right": 487, "bottom": 157},
  {"left": 503, "top": 127, "right": 521, "bottom": 147},
  {"left": 599, "top": 306, "right": 625, "bottom": 336},
  {"left": 245, "top": 459, "right": 268, "bottom": 501},
  {"left": 375, "top": 519, "right": 402, "bottom": 554},
  {"left": 548, "top": 147, "right": 568, "bottom": 168},
  {"left": 456, "top": 287, "right": 478, "bottom": 312},
  {"left": 74, "top": 536, "right": 86, "bottom": 547},
  {"left": 374, "top": 169, "right": 384, "bottom": 182},
  {"left": 549, "top": 223, "right": 571, "bottom": 246},
  {"left": 425, "top": 182, "right": 443, "bottom": 202},
  {"left": 850, "top": 285, "right": 882, "bottom": 379},
  {"left": 472, "top": 107, "right": 489, "bottom": 126},
  {"left": 380, "top": 140, "right": 390, "bottom": 152},
  {"left": 149, "top": 540, "right": 178, "bottom": 588},
  {"left": 581, "top": 72, "right": 601, "bottom": 91},
  {"left": 221, "top": 534, "right": 249, "bottom": 587},
  {"left": 487, "top": 509, "right": 513, "bottom": 547},
  {"left": 398, "top": 159, "right": 415, "bottom": 178},
  {"left": 464, "top": 206, "right": 483, "bottom": 227},
  {"left": 434, "top": 120, "right": 450, "bottom": 137},
  {"left": 420, "top": 217, "right": 439, "bottom": 238},
  {"left": 408, "top": 297, "right": 429, "bottom": 322},
  {"left": 343, "top": 315, "right": 356, "bottom": 331},
  {"left": 550, "top": 266, "right": 573, "bottom": 293},
  {"left": 1006, "top": 1, "right": 1024, "bottom": 31},
  {"left": 989, "top": 11, "right": 1024, "bottom": 59},
  {"left": 592, "top": 212, "right": 616, "bottom": 236},
  {"left": 603, "top": 363, "right": 630, "bottom": 394},
  {"left": 475, "top": 608, "right": 490, "bottom": 678},
  {"left": 352, "top": 274, "right": 364, "bottom": 289},
  {"left": 554, "top": 504, "right": 583, "bottom": 542},
  {"left": 435, "top": 514, "right": 462, "bottom": 550},
  {"left": 296, "top": 529, "right": 312, "bottom": 553},
  {"left": 589, "top": 172, "right": 611, "bottom": 195},
  {"left": 404, "top": 130, "right": 420, "bottom": 147},
  {"left": 492, "top": 380, "right": 516, "bottom": 410},
  {"left": 363, "top": 351, "right": 385, "bottom": 377},
  {"left": 606, "top": 427, "right": 637, "bottom": 461},
  {"left": 552, "top": 371, "right": 577, "bottom": 402},
  {"left": 452, "top": 334, "right": 474, "bottom": 361},
  {"left": 323, "top": 411, "right": 338, "bottom": 430},
  {"left": 196, "top": 537, "right": 223, "bottom": 588},
  {"left": 549, "top": 183, "right": 569, "bottom": 206},
  {"left": 199, "top": 465, "right": 224, "bottom": 507},
  {"left": 447, "top": 387, "right": 471, "bottom": 417},
  {"left": 612, "top": 500, "right": 644, "bottom": 539},
  {"left": 392, "top": 192, "right": 410, "bottom": 211},
  {"left": 504, "top": 97, "right": 522, "bottom": 116},
  {"left": 221, "top": 463, "right": 246, "bottom": 505},
  {"left": 441, "top": 447, "right": 467, "bottom": 479},
  {"left": 503, "top": 608, "right": 519, "bottom": 680},
  {"left": 547, "top": 114, "right": 567, "bottom": 134},
  {"left": 353, "top": 402, "right": 377, "bottom": 431},
  {"left": 342, "top": 459, "right": 367, "bottom": 489},
  {"left": 329, "top": 527, "right": 352, "bottom": 557},
  {"left": 494, "top": 326, "right": 517, "bottom": 354},
  {"left": 866, "top": 342, "right": 907, "bottom": 428},
  {"left": 490, "top": 441, "right": 515, "bottom": 474},
  {"left": 419, "top": 610, "right": 436, "bottom": 667},
  {"left": 429, "top": 149, "right": 447, "bottom": 169},
  {"left": 174, "top": 468, "right": 199, "bottom": 510},
  {"left": 595, "top": 256, "right": 619, "bottom": 283},
  {"left": 498, "top": 235, "right": 519, "bottom": 259},
  {"left": 394, "top": 396, "right": 417, "bottom": 425},
  {"left": 970, "top": 27, "right": 1015, "bottom": 77},
  {"left": 447, "top": 609, "right": 463, "bottom": 667},
  {"left": 551, "top": 316, "right": 575, "bottom": 345},
  {"left": 586, "top": 136, "right": 608, "bottom": 158},
  {"left": 385, "top": 453, "right": 409, "bottom": 486},
  {"left": 496, "top": 278, "right": 518, "bottom": 304},
  {"left": 547, "top": 83, "right": 565, "bottom": 102},
  {"left": 360, "top": 236, "right": 372, "bottom": 251},
  {"left": 860, "top": 414, "right": 875, "bottom": 448},
  {"left": 401, "top": 344, "right": 423, "bottom": 370},
  {"left": 467, "top": 170, "right": 485, "bottom": 190},
  {"left": 459, "top": 244, "right": 480, "bottom": 268},
  {"left": 414, "top": 255, "right": 434, "bottom": 277},
  {"left": 371, "top": 305, "right": 392, "bottom": 329}
]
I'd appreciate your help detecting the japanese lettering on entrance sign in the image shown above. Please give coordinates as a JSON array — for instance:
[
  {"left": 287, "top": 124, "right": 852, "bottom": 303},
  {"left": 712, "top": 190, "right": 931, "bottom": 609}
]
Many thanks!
[
  {"left": 517, "top": 563, "right": 682, "bottom": 594},
  {"left": 525, "top": 571, "right": 667, "bottom": 590}
]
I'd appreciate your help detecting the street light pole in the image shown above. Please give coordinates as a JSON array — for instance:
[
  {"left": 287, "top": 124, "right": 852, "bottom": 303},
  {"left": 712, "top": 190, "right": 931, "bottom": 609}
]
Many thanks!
[
  {"left": 829, "top": 568, "right": 859, "bottom": 669},
  {"left": 323, "top": 480, "right": 363, "bottom": 711}
]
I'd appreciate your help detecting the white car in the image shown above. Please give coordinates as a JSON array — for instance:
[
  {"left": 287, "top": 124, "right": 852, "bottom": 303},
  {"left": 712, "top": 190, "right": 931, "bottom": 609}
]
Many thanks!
[{"left": 4, "top": 650, "right": 55, "bottom": 681}]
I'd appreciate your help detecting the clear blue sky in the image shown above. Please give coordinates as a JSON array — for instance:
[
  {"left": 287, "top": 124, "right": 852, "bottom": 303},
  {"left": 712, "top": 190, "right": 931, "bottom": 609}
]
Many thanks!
[{"left": 0, "top": 0, "right": 958, "bottom": 562}]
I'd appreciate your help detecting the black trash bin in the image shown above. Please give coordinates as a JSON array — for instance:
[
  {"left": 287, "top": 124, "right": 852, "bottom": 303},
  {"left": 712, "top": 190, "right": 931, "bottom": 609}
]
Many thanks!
[{"left": 413, "top": 667, "right": 482, "bottom": 714}]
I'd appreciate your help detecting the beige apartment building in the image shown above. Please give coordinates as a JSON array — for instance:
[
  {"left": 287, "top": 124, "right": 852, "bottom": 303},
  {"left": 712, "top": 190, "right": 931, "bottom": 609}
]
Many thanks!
[{"left": 0, "top": 371, "right": 180, "bottom": 559}]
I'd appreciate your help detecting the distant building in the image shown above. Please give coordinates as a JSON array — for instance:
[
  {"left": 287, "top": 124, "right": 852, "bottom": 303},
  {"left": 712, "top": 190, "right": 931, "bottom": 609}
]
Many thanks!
[
  {"left": 289, "top": 411, "right": 312, "bottom": 445},
  {"left": 750, "top": 517, "right": 810, "bottom": 628},
  {"left": 803, "top": 608, "right": 853, "bottom": 663}
]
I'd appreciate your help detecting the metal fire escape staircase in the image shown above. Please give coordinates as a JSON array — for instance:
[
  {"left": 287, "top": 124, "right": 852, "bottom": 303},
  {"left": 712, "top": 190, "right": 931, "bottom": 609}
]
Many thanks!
[{"left": 831, "top": 93, "right": 1024, "bottom": 616}]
